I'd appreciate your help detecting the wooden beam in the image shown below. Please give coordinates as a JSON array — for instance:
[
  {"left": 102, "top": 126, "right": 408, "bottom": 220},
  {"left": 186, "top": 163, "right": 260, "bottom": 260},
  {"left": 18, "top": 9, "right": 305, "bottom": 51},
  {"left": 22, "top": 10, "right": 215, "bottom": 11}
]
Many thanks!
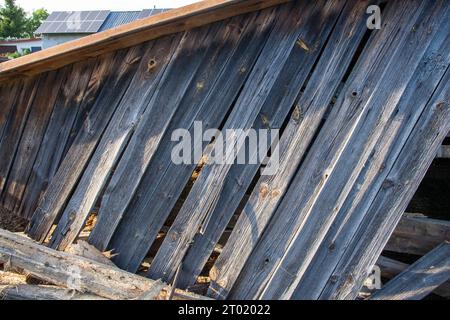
[
  {"left": 0, "top": 229, "right": 211, "bottom": 300},
  {"left": 371, "top": 242, "right": 450, "bottom": 300},
  {"left": 0, "top": 0, "right": 290, "bottom": 82},
  {"left": 0, "top": 285, "right": 107, "bottom": 300},
  {"left": 385, "top": 213, "right": 450, "bottom": 256},
  {"left": 377, "top": 256, "right": 450, "bottom": 298}
]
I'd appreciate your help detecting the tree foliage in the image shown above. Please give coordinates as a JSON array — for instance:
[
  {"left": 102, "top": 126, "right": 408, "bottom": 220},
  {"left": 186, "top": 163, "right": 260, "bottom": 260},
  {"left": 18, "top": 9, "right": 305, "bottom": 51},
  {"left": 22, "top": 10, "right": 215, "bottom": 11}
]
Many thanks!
[{"left": 0, "top": 0, "right": 48, "bottom": 39}]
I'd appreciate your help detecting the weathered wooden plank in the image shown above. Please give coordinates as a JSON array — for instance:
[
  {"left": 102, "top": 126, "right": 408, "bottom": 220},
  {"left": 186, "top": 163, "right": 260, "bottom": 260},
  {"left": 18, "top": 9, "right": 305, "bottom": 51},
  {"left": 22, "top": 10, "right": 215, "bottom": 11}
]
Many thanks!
[
  {"left": 205, "top": 0, "right": 369, "bottom": 297},
  {"left": 88, "top": 11, "right": 267, "bottom": 253},
  {"left": 318, "top": 66, "right": 450, "bottom": 300},
  {"left": 17, "top": 59, "right": 97, "bottom": 219},
  {"left": 0, "top": 0, "right": 290, "bottom": 82},
  {"left": 148, "top": 0, "right": 345, "bottom": 284},
  {"left": 0, "top": 285, "right": 107, "bottom": 300},
  {"left": 0, "top": 78, "right": 39, "bottom": 193},
  {"left": 377, "top": 256, "right": 450, "bottom": 298},
  {"left": 1, "top": 68, "right": 68, "bottom": 212},
  {"left": 371, "top": 242, "right": 450, "bottom": 300},
  {"left": 0, "top": 228, "right": 210, "bottom": 300},
  {"left": 212, "top": 0, "right": 434, "bottom": 300},
  {"left": 51, "top": 23, "right": 222, "bottom": 249},
  {"left": 0, "top": 82, "right": 21, "bottom": 145},
  {"left": 385, "top": 213, "right": 450, "bottom": 256},
  {"left": 437, "top": 145, "right": 450, "bottom": 158},
  {"left": 26, "top": 49, "right": 137, "bottom": 242}
]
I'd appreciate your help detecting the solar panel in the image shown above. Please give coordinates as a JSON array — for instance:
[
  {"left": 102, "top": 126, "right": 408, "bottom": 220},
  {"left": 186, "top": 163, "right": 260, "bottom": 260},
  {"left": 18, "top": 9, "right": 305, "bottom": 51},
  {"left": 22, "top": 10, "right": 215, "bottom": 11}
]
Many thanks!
[{"left": 35, "top": 10, "right": 110, "bottom": 34}]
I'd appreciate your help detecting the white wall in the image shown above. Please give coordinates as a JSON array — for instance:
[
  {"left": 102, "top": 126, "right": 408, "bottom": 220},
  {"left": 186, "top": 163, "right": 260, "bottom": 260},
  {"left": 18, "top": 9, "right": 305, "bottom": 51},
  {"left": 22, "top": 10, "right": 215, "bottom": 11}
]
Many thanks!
[{"left": 42, "top": 34, "right": 89, "bottom": 49}]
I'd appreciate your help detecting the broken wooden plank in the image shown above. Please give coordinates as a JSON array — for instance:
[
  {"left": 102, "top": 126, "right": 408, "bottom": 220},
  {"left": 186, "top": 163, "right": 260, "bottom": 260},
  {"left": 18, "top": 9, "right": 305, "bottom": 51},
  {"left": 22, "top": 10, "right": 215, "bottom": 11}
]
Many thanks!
[
  {"left": 377, "top": 256, "right": 450, "bottom": 299},
  {"left": 212, "top": 0, "right": 441, "bottom": 300},
  {"left": 148, "top": 0, "right": 344, "bottom": 284},
  {"left": 0, "top": 284, "right": 107, "bottom": 300},
  {"left": 99, "top": 9, "right": 278, "bottom": 272},
  {"left": 318, "top": 64, "right": 450, "bottom": 300},
  {"left": 385, "top": 213, "right": 450, "bottom": 256},
  {"left": 1, "top": 68, "right": 68, "bottom": 212},
  {"left": 26, "top": 49, "right": 138, "bottom": 242},
  {"left": 88, "top": 11, "right": 267, "bottom": 255},
  {"left": 0, "top": 228, "right": 211, "bottom": 300},
  {"left": 0, "top": 81, "right": 21, "bottom": 145},
  {"left": 0, "top": 0, "right": 290, "bottom": 82},
  {"left": 17, "top": 59, "right": 97, "bottom": 219},
  {"left": 371, "top": 242, "right": 450, "bottom": 300}
]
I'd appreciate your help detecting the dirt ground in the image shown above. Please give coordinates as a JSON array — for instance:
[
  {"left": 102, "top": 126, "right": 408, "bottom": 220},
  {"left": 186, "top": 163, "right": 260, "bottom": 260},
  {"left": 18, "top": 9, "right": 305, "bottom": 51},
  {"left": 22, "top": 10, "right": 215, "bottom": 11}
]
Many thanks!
[{"left": 0, "top": 207, "right": 28, "bottom": 233}]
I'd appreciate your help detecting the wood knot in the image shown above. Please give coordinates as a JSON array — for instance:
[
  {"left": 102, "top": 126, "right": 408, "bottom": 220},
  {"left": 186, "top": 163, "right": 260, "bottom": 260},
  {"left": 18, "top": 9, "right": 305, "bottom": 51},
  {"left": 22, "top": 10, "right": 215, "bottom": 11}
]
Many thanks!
[
  {"left": 147, "top": 59, "right": 157, "bottom": 72},
  {"left": 196, "top": 80, "right": 205, "bottom": 91},
  {"left": 292, "top": 105, "right": 302, "bottom": 122},
  {"left": 259, "top": 183, "right": 270, "bottom": 199}
]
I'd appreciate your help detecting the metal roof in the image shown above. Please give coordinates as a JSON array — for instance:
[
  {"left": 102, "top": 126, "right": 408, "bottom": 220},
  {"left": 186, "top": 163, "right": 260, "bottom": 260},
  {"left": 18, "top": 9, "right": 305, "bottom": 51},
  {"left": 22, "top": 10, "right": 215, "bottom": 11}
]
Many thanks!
[{"left": 37, "top": 9, "right": 170, "bottom": 35}]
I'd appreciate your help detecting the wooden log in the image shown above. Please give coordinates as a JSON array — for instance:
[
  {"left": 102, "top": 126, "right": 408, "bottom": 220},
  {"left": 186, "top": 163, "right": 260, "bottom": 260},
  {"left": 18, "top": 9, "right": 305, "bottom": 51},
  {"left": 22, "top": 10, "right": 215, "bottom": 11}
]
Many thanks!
[
  {"left": 17, "top": 59, "right": 97, "bottom": 219},
  {"left": 0, "top": 284, "right": 107, "bottom": 300},
  {"left": 0, "top": 0, "right": 290, "bottom": 82},
  {"left": 88, "top": 11, "right": 266, "bottom": 255},
  {"left": 207, "top": 0, "right": 371, "bottom": 298},
  {"left": 66, "top": 240, "right": 115, "bottom": 267},
  {"left": 371, "top": 242, "right": 450, "bottom": 300},
  {"left": 2, "top": 68, "right": 68, "bottom": 212},
  {"left": 100, "top": 9, "right": 277, "bottom": 272},
  {"left": 0, "top": 228, "right": 211, "bottom": 300},
  {"left": 385, "top": 213, "right": 450, "bottom": 256},
  {"left": 377, "top": 256, "right": 450, "bottom": 298},
  {"left": 26, "top": 48, "right": 138, "bottom": 242},
  {"left": 318, "top": 62, "right": 450, "bottom": 300},
  {"left": 147, "top": 0, "right": 344, "bottom": 284}
]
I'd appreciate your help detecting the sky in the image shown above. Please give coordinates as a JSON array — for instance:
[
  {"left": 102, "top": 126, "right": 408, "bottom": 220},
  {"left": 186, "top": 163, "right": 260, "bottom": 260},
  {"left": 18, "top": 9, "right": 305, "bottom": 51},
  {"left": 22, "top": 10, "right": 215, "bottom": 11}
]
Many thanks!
[{"left": 0, "top": 0, "right": 199, "bottom": 13}]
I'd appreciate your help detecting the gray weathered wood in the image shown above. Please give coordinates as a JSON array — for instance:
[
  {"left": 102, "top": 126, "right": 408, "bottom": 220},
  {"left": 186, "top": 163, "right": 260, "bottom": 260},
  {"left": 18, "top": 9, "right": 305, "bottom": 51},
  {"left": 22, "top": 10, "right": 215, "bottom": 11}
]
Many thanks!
[
  {"left": 318, "top": 65, "right": 450, "bottom": 300},
  {"left": 0, "top": 81, "right": 21, "bottom": 146},
  {"left": 213, "top": 0, "right": 439, "bottom": 300},
  {"left": 2, "top": 68, "right": 67, "bottom": 212},
  {"left": 18, "top": 59, "right": 97, "bottom": 219},
  {"left": 377, "top": 256, "right": 450, "bottom": 298},
  {"left": 0, "top": 228, "right": 210, "bottom": 300},
  {"left": 148, "top": 0, "right": 344, "bottom": 284},
  {"left": 0, "top": 284, "right": 107, "bottom": 300},
  {"left": 207, "top": 0, "right": 370, "bottom": 298},
  {"left": 288, "top": 2, "right": 450, "bottom": 300},
  {"left": 101, "top": 10, "right": 277, "bottom": 272},
  {"left": 27, "top": 49, "right": 137, "bottom": 242},
  {"left": 371, "top": 242, "right": 450, "bottom": 300},
  {"left": 385, "top": 213, "right": 450, "bottom": 256}
]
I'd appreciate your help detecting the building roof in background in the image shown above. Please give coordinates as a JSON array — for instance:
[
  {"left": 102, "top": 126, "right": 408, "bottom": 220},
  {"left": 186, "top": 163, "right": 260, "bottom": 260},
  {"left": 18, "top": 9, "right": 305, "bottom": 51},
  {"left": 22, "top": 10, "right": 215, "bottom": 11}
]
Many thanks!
[{"left": 36, "top": 9, "right": 170, "bottom": 34}]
